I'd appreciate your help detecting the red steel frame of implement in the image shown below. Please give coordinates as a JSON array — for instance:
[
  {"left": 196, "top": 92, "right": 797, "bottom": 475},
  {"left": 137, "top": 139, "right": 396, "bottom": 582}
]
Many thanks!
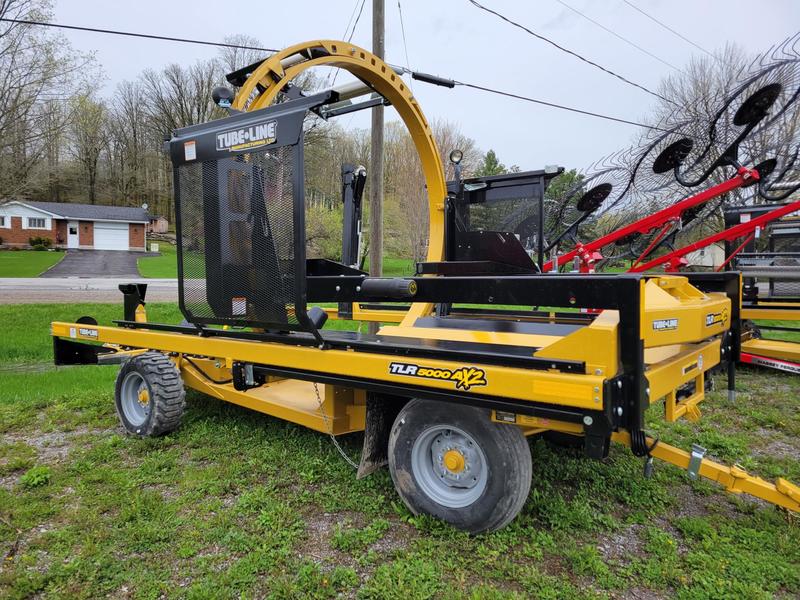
[
  {"left": 629, "top": 198, "right": 800, "bottom": 273},
  {"left": 542, "top": 166, "right": 759, "bottom": 272}
]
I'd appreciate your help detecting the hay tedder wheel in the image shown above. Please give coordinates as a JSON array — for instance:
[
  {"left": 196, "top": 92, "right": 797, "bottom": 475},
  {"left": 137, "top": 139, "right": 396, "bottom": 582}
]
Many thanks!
[
  {"left": 114, "top": 352, "right": 185, "bottom": 437},
  {"left": 388, "top": 399, "right": 532, "bottom": 534}
]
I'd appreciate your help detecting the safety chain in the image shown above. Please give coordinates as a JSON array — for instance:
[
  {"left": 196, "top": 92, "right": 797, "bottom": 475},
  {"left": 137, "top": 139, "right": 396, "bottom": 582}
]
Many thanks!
[{"left": 313, "top": 382, "right": 360, "bottom": 470}]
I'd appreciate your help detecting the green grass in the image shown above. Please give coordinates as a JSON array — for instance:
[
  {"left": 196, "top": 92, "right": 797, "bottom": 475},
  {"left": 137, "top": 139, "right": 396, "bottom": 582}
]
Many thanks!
[
  {"left": 138, "top": 243, "right": 178, "bottom": 278},
  {"left": 137, "top": 247, "right": 417, "bottom": 280},
  {"left": 0, "top": 304, "right": 798, "bottom": 598},
  {"left": 382, "top": 257, "right": 415, "bottom": 277},
  {"left": 750, "top": 319, "right": 800, "bottom": 343},
  {"left": 0, "top": 250, "right": 64, "bottom": 277},
  {"left": 0, "top": 303, "right": 184, "bottom": 365}
]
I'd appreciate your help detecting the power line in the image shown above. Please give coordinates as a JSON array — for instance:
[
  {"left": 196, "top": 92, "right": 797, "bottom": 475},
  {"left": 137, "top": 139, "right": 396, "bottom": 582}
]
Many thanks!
[
  {"left": 0, "top": 17, "right": 278, "bottom": 52},
  {"left": 341, "top": 0, "right": 363, "bottom": 43},
  {"left": 346, "top": 0, "right": 368, "bottom": 43},
  {"left": 466, "top": 0, "right": 670, "bottom": 103},
  {"left": 397, "top": 0, "right": 414, "bottom": 91},
  {"left": 324, "top": 0, "right": 364, "bottom": 88},
  {"left": 7, "top": 14, "right": 665, "bottom": 134},
  {"left": 552, "top": 0, "right": 681, "bottom": 72},
  {"left": 455, "top": 80, "right": 669, "bottom": 132},
  {"left": 620, "top": 0, "right": 715, "bottom": 59},
  {"left": 397, "top": 0, "right": 412, "bottom": 70},
  {"left": 331, "top": 0, "right": 367, "bottom": 86}
]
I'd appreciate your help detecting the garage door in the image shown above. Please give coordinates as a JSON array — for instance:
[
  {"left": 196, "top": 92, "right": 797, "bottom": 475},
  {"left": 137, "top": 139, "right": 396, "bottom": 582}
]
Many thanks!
[{"left": 93, "top": 222, "right": 130, "bottom": 251}]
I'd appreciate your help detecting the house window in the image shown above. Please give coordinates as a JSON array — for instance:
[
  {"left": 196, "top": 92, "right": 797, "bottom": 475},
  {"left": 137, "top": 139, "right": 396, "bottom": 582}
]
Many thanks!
[
  {"left": 27, "top": 217, "right": 47, "bottom": 229},
  {"left": 0, "top": 216, "right": 5, "bottom": 227}
]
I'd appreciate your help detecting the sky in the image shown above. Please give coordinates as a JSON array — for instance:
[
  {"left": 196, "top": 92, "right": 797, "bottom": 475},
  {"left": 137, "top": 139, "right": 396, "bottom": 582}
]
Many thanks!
[{"left": 52, "top": 0, "right": 800, "bottom": 172}]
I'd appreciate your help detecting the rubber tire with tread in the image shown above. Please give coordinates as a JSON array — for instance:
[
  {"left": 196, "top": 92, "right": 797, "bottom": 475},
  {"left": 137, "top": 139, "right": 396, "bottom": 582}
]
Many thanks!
[
  {"left": 115, "top": 352, "right": 186, "bottom": 436},
  {"left": 388, "top": 399, "right": 532, "bottom": 534}
]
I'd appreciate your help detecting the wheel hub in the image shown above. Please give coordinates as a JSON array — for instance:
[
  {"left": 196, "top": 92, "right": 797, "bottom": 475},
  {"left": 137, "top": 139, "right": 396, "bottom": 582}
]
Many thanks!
[
  {"left": 137, "top": 388, "right": 150, "bottom": 406},
  {"left": 432, "top": 430, "right": 482, "bottom": 489},
  {"left": 443, "top": 449, "right": 465, "bottom": 473}
]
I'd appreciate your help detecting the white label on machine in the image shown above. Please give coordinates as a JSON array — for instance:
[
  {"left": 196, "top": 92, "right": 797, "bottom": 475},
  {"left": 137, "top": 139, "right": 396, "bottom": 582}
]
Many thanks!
[
  {"left": 232, "top": 297, "right": 247, "bottom": 316},
  {"left": 69, "top": 327, "right": 76, "bottom": 339},
  {"left": 740, "top": 214, "right": 751, "bottom": 223},
  {"left": 184, "top": 140, "right": 197, "bottom": 161}
]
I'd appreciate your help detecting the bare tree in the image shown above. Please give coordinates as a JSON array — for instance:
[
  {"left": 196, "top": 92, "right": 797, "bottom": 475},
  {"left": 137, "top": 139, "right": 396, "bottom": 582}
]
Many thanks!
[
  {"left": 69, "top": 94, "right": 106, "bottom": 203},
  {"left": 217, "top": 34, "right": 268, "bottom": 74},
  {"left": 0, "top": 0, "right": 88, "bottom": 197},
  {"left": 382, "top": 119, "right": 480, "bottom": 262},
  {"left": 140, "top": 61, "right": 224, "bottom": 136}
]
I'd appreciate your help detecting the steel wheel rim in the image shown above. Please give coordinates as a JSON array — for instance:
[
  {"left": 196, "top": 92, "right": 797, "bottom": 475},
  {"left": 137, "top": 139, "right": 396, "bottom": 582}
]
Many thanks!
[
  {"left": 120, "top": 372, "right": 151, "bottom": 427},
  {"left": 410, "top": 424, "right": 488, "bottom": 508}
]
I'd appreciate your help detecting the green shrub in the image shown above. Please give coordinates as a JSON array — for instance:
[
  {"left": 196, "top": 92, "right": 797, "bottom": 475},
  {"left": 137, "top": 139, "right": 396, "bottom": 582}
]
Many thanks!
[
  {"left": 20, "top": 465, "right": 52, "bottom": 488},
  {"left": 32, "top": 244, "right": 47, "bottom": 251},
  {"left": 28, "top": 236, "right": 52, "bottom": 248}
]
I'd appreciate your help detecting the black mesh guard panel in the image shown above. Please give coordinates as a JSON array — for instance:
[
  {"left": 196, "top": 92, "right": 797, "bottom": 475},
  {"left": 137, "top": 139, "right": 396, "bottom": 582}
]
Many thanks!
[
  {"left": 176, "top": 146, "right": 301, "bottom": 328},
  {"left": 169, "top": 92, "right": 337, "bottom": 336}
]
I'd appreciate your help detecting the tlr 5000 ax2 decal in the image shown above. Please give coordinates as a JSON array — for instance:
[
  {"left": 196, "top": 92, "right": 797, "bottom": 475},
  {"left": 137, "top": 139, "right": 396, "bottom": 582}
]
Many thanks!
[{"left": 389, "top": 362, "right": 488, "bottom": 391}]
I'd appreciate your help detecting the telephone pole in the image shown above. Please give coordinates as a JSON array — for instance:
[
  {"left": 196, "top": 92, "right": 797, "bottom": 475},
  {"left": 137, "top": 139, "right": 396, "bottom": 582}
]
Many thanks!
[{"left": 368, "top": 0, "right": 385, "bottom": 334}]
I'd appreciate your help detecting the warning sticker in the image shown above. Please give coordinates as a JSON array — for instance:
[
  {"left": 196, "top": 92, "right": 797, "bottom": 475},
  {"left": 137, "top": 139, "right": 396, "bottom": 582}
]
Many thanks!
[
  {"left": 184, "top": 140, "right": 197, "bottom": 161},
  {"left": 232, "top": 297, "right": 247, "bottom": 316}
]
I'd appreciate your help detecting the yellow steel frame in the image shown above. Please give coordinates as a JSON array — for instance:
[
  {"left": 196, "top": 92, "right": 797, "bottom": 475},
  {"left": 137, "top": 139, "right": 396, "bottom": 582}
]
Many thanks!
[
  {"left": 49, "top": 40, "right": 800, "bottom": 518},
  {"left": 741, "top": 338, "right": 800, "bottom": 362},
  {"left": 490, "top": 413, "right": 800, "bottom": 512},
  {"left": 52, "top": 321, "right": 606, "bottom": 410},
  {"left": 742, "top": 306, "right": 800, "bottom": 321},
  {"left": 612, "top": 431, "right": 800, "bottom": 513},
  {"left": 741, "top": 302, "right": 800, "bottom": 365},
  {"left": 231, "top": 39, "right": 446, "bottom": 326}
]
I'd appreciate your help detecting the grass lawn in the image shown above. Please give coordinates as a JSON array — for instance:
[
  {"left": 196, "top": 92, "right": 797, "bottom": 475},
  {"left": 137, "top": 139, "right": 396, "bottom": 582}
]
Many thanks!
[
  {"left": 0, "top": 251, "right": 65, "bottom": 278},
  {"left": 137, "top": 246, "right": 417, "bottom": 280},
  {"left": 1, "top": 304, "right": 799, "bottom": 598},
  {"left": 138, "top": 243, "right": 178, "bottom": 278}
]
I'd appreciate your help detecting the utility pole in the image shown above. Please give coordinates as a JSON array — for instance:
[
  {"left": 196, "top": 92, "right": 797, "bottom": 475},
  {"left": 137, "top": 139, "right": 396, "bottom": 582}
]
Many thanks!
[{"left": 368, "top": 0, "right": 385, "bottom": 334}]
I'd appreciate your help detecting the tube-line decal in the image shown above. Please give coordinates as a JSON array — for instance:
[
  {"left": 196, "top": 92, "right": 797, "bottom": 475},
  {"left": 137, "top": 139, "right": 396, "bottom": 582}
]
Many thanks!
[
  {"left": 652, "top": 318, "right": 678, "bottom": 331},
  {"left": 216, "top": 120, "right": 277, "bottom": 152},
  {"left": 389, "top": 362, "right": 488, "bottom": 390}
]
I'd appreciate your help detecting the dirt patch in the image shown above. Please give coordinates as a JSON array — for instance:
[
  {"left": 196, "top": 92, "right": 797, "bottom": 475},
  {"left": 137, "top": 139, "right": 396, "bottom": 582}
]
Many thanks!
[
  {"left": 300, "top": 510, "right": 363, "bottom": 565},
  {"left": 596, "top": 523, "right": 644, "bottom": 565},
  {"left": 617, "top": 586, "right": 670, "bottom": 599},
  {"left": 3, "top": 426, "right": 117, "bottom": 464},
  {"left": 750, "top": 428, "right": 800, "bottom": 461},
  {"left": 298, "top": 509, "right": 416, "bottom": 579},
  {"left": 759, "top": 438, "right": 800, "bottom": 461}
]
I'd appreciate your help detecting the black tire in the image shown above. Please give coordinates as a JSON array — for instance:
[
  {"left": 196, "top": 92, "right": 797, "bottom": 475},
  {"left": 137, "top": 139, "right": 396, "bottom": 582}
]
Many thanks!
[
  {"left": 388, "top": 399, "right": 532, "bottom": 534},
  {"left": 114, "top": 352, "right": 185, "bottom": 436},
  {"left": 742, "top": 320, "right": 762, "bottom": 339}
]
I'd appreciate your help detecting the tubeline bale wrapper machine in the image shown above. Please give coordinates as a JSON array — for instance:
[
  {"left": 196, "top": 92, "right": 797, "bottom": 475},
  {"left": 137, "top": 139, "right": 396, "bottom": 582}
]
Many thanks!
[{"left": 51, "top": 40, "right": 800, "bottom": 533}]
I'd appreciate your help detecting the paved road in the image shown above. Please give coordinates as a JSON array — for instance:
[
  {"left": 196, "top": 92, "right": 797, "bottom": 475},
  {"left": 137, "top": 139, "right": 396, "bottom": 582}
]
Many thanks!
[
  {"left": 0, "top": 278, "right": 178, "bottom": 304},
  {"left": 41, "top": 250, "right": 158, "bottom": 278}
]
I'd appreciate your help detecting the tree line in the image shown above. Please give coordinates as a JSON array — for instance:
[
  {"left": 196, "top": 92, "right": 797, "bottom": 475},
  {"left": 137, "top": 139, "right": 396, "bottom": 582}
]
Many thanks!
[
  {"left": 0, "top": 0, "right": 519, "bottom": 262},
  {"left": 4, "top": 0, "right": 792, "bottom": 264}
]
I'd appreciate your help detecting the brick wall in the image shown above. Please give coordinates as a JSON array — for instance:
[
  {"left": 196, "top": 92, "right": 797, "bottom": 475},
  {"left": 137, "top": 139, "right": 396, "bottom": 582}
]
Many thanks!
[
  {"left": 79, "top": 221, "right": 93, "bottom": 247},
  {"left": 0, "top": 216, "right": 58, "bottom": 247},
  {"left": 55, "top": 220, "right": 67, "bottom": 247},
  {"left": 129, "top": 223, "right": 145, "bottom": 250}
]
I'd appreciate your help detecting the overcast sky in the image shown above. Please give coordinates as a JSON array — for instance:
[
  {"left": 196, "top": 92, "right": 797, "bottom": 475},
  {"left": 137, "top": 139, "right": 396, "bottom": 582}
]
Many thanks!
[{"left": 53, "top": 0, "right": 799, "bottom": 171}]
